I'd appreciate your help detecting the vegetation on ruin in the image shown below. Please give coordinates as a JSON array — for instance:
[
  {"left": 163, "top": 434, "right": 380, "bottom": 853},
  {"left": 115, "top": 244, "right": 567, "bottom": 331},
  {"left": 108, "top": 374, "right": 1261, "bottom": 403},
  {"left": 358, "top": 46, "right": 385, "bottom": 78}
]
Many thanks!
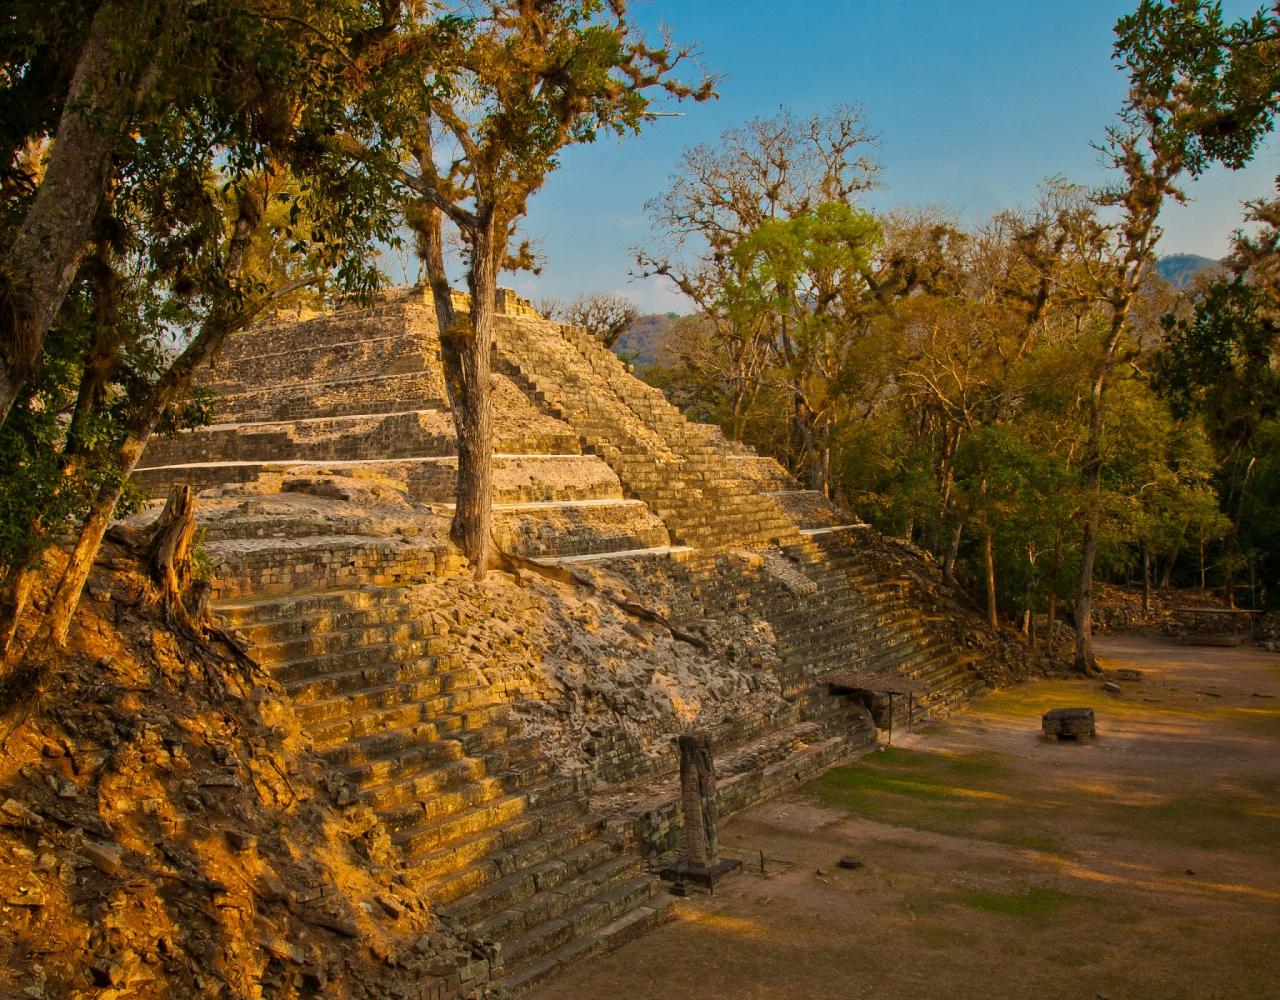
[{"left": 0, "top": 0, "right": 709, "bottom": 685}]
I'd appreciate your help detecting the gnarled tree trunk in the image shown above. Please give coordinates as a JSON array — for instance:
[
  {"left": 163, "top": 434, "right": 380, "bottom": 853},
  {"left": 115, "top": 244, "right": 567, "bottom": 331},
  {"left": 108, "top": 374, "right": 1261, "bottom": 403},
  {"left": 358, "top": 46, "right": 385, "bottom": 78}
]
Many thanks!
[
  {"left": 0, "top": 0, "right": 171, "bottom": 424},
  {"left": 452, "top": 225, "right": 498, "bottom": 578},
  {"left": 4, "top": 198, "right": 259, "bottom": 674},
  {"left": 145, "top": 483, "right": 199, "bottom": 628},
  {"left": 417, "top": 203, "right": 496, "bottom": 578}
]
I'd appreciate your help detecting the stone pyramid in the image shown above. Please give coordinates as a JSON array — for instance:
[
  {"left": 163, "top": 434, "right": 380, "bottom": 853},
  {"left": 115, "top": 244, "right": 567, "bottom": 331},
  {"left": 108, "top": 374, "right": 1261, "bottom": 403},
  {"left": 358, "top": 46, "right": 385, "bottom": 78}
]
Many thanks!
[{"left": 131, "top": 287, "right": 1021, "bottom": 993}]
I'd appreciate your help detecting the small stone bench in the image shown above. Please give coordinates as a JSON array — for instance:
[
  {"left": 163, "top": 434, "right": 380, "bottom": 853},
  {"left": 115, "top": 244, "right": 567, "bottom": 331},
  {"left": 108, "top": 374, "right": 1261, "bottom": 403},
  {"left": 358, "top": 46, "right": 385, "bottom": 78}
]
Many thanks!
[{"left": 1042, "top": 707, "right": 1096, "bottom": 740}]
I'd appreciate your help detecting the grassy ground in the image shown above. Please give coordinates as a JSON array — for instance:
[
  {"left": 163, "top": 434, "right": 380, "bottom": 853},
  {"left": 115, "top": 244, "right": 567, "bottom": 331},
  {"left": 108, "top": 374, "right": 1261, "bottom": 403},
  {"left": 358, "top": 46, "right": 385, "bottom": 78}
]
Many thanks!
[{"left": 529, "top": 634, "right": 1280, "bottom": 1000}]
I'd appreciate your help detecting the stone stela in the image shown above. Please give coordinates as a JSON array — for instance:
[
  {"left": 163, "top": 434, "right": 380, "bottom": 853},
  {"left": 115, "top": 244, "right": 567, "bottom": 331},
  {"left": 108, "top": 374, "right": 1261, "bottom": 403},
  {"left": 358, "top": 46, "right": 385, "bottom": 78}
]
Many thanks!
[{"left": 661, "top": 733, "right": 742, "bottom": 893}]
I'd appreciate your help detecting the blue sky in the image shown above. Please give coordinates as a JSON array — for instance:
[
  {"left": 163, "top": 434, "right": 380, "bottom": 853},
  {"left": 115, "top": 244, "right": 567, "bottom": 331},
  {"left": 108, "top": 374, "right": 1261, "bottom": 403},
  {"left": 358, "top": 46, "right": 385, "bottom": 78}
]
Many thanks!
[{"left": 414, "top": 1, "right": 1279, "bottom": 312}]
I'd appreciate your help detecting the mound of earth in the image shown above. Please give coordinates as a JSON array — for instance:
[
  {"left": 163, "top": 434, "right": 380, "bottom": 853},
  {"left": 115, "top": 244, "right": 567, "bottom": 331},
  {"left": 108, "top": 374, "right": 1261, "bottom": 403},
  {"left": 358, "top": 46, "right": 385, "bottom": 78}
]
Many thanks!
[{"left": 0, "top": 544, "right": 486, "bottom": 999}]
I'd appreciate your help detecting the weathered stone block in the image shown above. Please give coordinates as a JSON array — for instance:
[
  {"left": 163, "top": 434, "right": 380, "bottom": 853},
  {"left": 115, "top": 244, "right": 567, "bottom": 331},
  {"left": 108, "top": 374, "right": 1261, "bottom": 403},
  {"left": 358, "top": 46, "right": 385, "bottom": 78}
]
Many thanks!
[{"left": 1042, "top": 707, "right": 1096, "bottom": 740}]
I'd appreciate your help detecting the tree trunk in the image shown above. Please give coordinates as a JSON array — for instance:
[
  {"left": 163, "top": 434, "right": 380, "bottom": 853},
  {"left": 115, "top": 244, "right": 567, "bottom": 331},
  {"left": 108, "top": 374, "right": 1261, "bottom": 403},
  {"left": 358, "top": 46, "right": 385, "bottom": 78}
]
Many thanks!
[
  {"left": 1161, "top": 548, "right": 1178, "bottom": 588},
  {"left": 978, "top": 475, "right": 996, "bottom": 629},
  {"left": 1046, "top": 533, "right": 1062, "bottom": 653},
  {"left": 0, "top": 295, "right": 120, "bottom": 655},
  {"left": 430, "top": 217, "right": 498, "bottom": 579},
  {"left": 1074, "top": 502, "right": 1101, "bottom": 673},
  {"left": 0, "top": 562, "right": 38, "bottom": 655},
  {"left": 795, "top": 402, "right": 824, "bottom": 494},
  {"left": 6, "top": 197, "right": 259, "bottom": 670},
  {"left": 943, "top": 521, "right": 963, "bottom": 586},
  {"left": 983, "top": 526, "right": 998, "bottom": 630},
  {"left": 1024, "top": 571, "right": 1035, "bottom": 648},
  {"left": 146, "top": 483, "right": 199, "bottom": 625},
  {"left": 1141, "top": 541, "right": 1151, "bottom": 619},
  {"left": 1074, "top": 307, "right": 1131, "bottom": 675},
  {"left": 0, "top": 0, "right": 169, "bottom": 425}
]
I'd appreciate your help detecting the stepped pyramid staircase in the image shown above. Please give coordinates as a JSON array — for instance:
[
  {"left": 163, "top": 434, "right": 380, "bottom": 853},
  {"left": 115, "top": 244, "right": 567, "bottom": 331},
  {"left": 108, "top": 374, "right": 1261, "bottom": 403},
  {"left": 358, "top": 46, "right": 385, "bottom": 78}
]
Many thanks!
[
  {"left": 492, "top": 315, "right": 986, "bottom": 722},
  {"left": 132, "top": 288, "right": 997, "bottom": 993}
]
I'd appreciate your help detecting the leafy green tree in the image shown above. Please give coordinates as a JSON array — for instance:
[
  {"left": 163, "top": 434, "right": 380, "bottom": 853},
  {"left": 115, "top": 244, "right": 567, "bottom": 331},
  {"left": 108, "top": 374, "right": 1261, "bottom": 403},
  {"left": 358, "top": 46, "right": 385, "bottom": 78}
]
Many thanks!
[
  {"left": 721, "top": 201, "right": 882, "bottom": 494},
  {"left": 637, "top": 107, "right": 880, "bottom": 442},
  {"left": 398, "top": 0, "right": 712, "bottom": 576},
  {"left": 1, "top": 2, "right": 430, "bottom": 676}
]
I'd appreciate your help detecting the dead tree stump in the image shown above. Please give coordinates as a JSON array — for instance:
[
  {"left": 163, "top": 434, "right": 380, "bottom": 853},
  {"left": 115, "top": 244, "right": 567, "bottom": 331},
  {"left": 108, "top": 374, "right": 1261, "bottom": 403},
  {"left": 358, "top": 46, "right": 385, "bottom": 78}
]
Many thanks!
[{"left": 147, "top": 484, "right": 198, "bottom": 604}]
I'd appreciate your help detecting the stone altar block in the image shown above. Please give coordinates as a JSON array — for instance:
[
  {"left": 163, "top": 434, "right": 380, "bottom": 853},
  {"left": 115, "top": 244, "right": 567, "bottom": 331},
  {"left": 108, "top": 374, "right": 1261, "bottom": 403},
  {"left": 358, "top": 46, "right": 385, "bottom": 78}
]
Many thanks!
[{"left": 1042, "top": 707, "right": 1096, "bottom": 740}]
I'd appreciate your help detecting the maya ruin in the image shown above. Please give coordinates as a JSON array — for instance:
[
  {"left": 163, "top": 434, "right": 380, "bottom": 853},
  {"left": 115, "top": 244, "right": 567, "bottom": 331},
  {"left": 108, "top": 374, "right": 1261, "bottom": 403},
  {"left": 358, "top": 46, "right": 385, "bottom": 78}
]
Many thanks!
[{"left": 2, "top": 2, "right": 1279, "bottom": 999}]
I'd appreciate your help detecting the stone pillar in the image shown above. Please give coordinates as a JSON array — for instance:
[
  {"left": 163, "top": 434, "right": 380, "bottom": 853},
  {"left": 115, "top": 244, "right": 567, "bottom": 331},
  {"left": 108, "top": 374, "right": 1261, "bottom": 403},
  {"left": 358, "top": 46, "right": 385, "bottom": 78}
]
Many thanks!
[{"left": 678, "top": 732, "right": 718, "bottom": 869}]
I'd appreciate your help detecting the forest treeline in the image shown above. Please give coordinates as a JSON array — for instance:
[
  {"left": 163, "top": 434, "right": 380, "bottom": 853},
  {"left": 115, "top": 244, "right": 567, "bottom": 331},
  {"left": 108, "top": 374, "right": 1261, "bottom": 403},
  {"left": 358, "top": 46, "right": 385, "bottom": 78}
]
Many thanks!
[
  {"left": 0, "top": 0, "right": 1276, "bottom": 688},
  {"left": 634, "top": 3, "right": 1280, "bottom": 669}
]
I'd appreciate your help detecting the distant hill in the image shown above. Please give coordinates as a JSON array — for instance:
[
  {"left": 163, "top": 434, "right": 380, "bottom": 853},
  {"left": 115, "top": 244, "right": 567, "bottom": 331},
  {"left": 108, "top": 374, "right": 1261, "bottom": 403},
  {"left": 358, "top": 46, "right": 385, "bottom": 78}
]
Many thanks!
[
  {"left": 613, "top": 313, "right": 681, "bottom": 366},
  {"left": 1156, "top": 254, "right": 1222, "bottom": 288}
]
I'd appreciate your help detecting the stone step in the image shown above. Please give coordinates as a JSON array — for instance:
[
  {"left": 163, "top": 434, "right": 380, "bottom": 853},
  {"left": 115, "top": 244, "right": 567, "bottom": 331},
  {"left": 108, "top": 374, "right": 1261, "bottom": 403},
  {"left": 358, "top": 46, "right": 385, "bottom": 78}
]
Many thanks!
[
  {"left": 436, "top": 838, "right": 620, "bottom": 927},
  {"left": 293, "top": 677, "right": 493, "bottom": 729},
  {"left": 376, "top": 769, "right": 536, "bottom": 834},
  {"left": 339, "top": 735, "right": 540, "bottom": 792},
  {"left": 317, "top": 717, "right": 512, "bottom": 773},
  {"left": 142, "top": 407, "right": 458, "bottom": 467},
  {"left": 204, "top": 331, "right": 438, "bottom": 394},
  {"left": 285, "top": 660, "right": 474, "bottom": 705},
  {"left": 380, "top": 767, "right": 575, "bottom": 836},
  {"left": 216, "top": 586, "right": 414, "bottom": 627},
  {"left": 474, "top": 853, "right": 644, "bottom": 944},
  {"left": 207, "top": 535, "right": 449, "bottom": 600},
  {"left": 307, "top": 697, "right": 506, "bottom": 750},
  {"left": 215, "top": 300, "right": 425, "bottom": 364},
  {"left": 361, "top": 752, "right": 554, "bottom": 816},
  {"left": 269, "top": 639, "right": 444, "bottom": 684},
  {"left": 402, "top": 800, "right": 595, "bottom": 881},
  {"left": 253, "top": 619, "right": 441, "bottom": 663},
  {"left": 497, "top": 876, "right": 657, "bottom": 975}
]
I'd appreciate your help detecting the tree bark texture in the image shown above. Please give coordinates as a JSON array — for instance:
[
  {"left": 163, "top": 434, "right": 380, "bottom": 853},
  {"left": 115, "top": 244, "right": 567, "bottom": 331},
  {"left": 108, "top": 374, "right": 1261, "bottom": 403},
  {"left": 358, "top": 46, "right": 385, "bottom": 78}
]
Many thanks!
[
  {"left": 1046, "top": 532, "right": 1063, "bottom": 652},
  {"left": 0, "top": 0, "right": 169, "bottom": 424},
  {"left": 1074, "top": 302, "right": 1132, "bottom": 674},
  {"left": 146, "top": 483, "right": 198, "bottom": 613},
  {"left": 983, "top": 527, "right": 998, "bottom": 631},
  {"left": 452, "top": 226, "right": 498, "bottom": 578},
  {"left": 1141, "top": 541, "right": 1152, "bottom": 619},
  {"left": 419, "top": 204, "right": 496, "bottom": 578},
  {"left": 7, "top": 200, "right": 257, "bottom": 669},
  {"left": 943, "top": 521, "right": 963, "bottom": 586}
]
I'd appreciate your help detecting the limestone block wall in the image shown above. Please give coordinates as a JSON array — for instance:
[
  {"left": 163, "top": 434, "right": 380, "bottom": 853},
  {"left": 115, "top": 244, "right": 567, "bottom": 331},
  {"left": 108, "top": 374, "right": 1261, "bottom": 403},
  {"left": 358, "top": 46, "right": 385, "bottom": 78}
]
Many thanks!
[
  {"left": 211, "top": 371, "right": 449, "bottom": 423},
  {"left": 209, "top": 535, "right": 458, "bottom": 600}
]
